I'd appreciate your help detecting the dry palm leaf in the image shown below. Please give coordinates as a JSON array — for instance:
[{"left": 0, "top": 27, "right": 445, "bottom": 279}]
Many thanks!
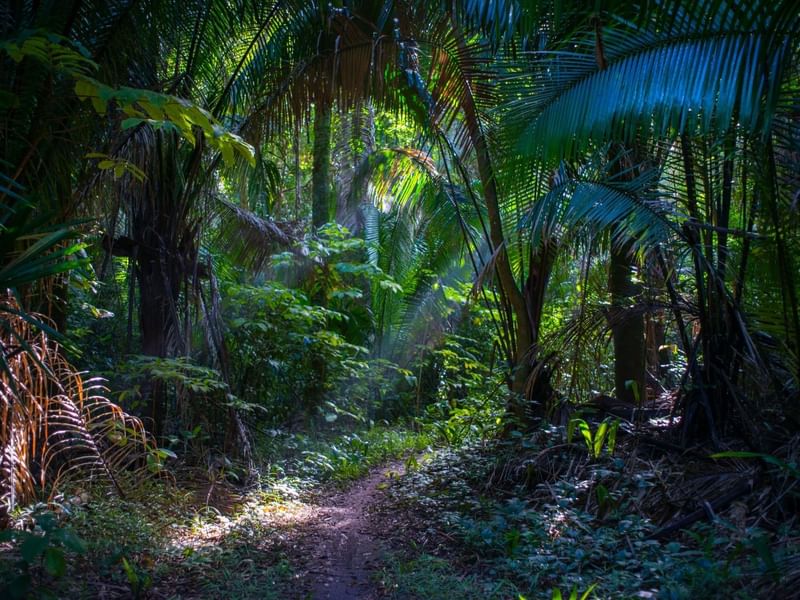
[{"left": 0, "top": 295, "right": 153, "bottom": 524}]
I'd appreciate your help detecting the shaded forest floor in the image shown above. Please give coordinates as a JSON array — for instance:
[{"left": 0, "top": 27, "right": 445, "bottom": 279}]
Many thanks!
[{"left": 2, "top": 427, "right": 800, "bottom": 599}]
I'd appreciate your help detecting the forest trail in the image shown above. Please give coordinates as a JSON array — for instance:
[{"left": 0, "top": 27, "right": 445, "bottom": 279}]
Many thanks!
[{"left": 291, "top": 460, "right": 405, "bottom": 599}]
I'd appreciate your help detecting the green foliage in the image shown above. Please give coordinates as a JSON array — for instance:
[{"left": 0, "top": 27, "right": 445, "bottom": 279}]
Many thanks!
[
  {"left": 0, "top": 30, "right": 96, "bottom": 78},
  {"left": 293, "top": 222, "right": 402, "bottom": 314},
  {"left": 0, "top": 178, "right": 88, "bottom": 318},
  {"left": 383, "top": 439, "right": 799, "bottom": 599},
  {"left": 120, "top": 556, "right": 152, "bottom": 599},
  {"left": 225, "top": 224, "right": 410, "bottom": 422},
  {"left": 268, "top": 427, "right": 431, "bottom": 484},
  {"left": 0, "top": 190, "right": 88, "bottom": 390},
  {"left": 66, "top": 480, "right": 187, "bottom": 561},
  {"left": 420, "top": 334, "right": 506, "bottom": 446},
  {"left": 119, "top": 356, "right": 229, "bottom": 397},
  {"left": 510, "top": 11, "right": 794, "bottom": 163},
  {"left": 43, "top": 478, "right": 294, "bottom": 598},
  {"left": 377, "top": 278, "right": 505, "bottom": 435},
  {"left": 112, "top": 354, "right": 237, "bottom": 439},
  {"left": 523, "top": 161, "right": 675, "bottom": 253},
  {"left": 2, "top": 27, "right": 255, "bottom": 171},
  {"left": 567, "top": 417, "right": 620, "bottom": 459},
  {"left": 380, "top": 553, "right": 517, "bottom": 599},
  {"left": 0, "top": 511, "right": 86, "bottom": 599},
  {"left": 548, "top": 584, "right": 597, "bottom": 600},
  {"left": 85, "top": 153, "right": 147, "bottom": 181},
  {"left": 711, "top": 451, "right": 800, "bottom": 480},
  {"left": 110, "top": 355, "right": 242, "bottom": 455},
  {"left": 64, "top": 256, "right": 132, "bottom": 375},
  {"left": 224, "top": 280, "right": 364, "bottom": 422},
  {"left": 74, "top": 78, "right": 255, "bottom": 168},
  {"left": 145, "top": 447, "right": 178, "bottom": 474},
  {"left": 4, "top": 3, "right": 800, "bottom": 597}
]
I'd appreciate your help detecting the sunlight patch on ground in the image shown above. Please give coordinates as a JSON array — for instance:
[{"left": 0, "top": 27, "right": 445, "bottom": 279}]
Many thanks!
[{"left": 164, "top": 487, "right": 319, "bottom": 554}]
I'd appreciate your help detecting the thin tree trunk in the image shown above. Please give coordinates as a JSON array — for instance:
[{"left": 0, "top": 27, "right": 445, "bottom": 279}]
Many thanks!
[
  {"left": 680, "top": 136, "right": 717, "bottom": 443},
  {"left": 608, "top": 243, "right": 646, "bottom": 404},
  {"left": 312, "top": 104, "right": 332, "bottom": 228},
  {"left": 308, "top": 105, "right": 334, "bottom": 419},
  {"left": 717, "top": 135, "right": 735, "bottom": 282},
  {"left": 294, "top": 123, "right": 301, "bottom": 219},
  {"left": 450, "top": 27, "right": 534, "bottom": 414},
  {"left": 594, "top": 16, "right": 645, "bottom": 406}
]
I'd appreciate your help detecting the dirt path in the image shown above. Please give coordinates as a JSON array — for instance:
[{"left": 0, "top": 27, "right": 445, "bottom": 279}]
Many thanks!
[{"left": 291, "top": 461, "right": 404, "bottom": 599}]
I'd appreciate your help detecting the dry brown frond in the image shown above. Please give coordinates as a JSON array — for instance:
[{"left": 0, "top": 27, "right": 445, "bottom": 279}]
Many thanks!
[
  {"left": 213, "top": 199, "right": 300, "bottom": 272},
  {"left": 0, "top": 294, "right": 153, "bottom": 525}
]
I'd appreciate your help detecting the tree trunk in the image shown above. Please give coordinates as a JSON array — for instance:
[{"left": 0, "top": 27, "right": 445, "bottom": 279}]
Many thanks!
[
  {"left": 450, "top": 28, "right": 534, "bottom": 416},
  {"left": 130, "top": 136, "right": 189, "bottom": 441},
  {"left": 593, "top": 18, "right": 646, "bottom": 407},
  {"left": 312, "top": 104, "right": 333, "bottom": 228},
  {"left": 609, "top": 244, "right": 645, "bottom": 405},
  {"left": 308, "top": 104, "right": 335, "bottom": 419},
  {"left": 136, "top": 244, "right": 183, "bottom": 442},
  {"left": 294, "top": 123, "right": 301, "bottom": 219},
  {"left": 645, "top": 310, "right": 668, "bottom": 379},
  {"left": 517, "top": 242, "right": 557, "bottom": 410}
]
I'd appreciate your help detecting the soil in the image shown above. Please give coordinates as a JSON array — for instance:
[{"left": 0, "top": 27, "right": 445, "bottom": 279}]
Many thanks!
[{"left": 290, "top": 461, "right": 406, "bottom": 599}]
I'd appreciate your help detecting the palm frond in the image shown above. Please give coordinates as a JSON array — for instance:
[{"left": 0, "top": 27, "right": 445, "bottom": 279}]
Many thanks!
[
  {"left": 213, "top": 199, "right": 298, "bottom": 272},
  {"left": 510, "top": 30, "right": 793, "bottom": 163},
  {"left": 0, "top": 298, "right": 153, "bottom": 522},
  {"left": 523, "top": 162, "right": 680, "bottom": 252}
]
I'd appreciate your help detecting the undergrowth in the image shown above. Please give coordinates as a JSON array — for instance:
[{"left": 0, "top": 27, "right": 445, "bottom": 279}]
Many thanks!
[
  {"left": 271, "top": 426, "right": 432, "bottom": 484},
  {"left": 0, "top": 424, "right": 430, "bottom": 598},
  {"left": 378, "top": 438, "right": 800, "bottom": 599},
  {"left": 0, "top": 479, "right": 293, "bottom": 599},
  {"left": 4, "top": 421, "right": 795, "bottom": 599}
]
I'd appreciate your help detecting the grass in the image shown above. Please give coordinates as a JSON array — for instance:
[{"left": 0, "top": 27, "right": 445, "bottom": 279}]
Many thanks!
[{"left": 379, "top": 553, "right": 518, "bottom": 599}]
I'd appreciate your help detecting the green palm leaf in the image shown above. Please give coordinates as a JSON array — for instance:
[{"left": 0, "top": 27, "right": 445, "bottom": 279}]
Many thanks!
[
  {"left": 523, "top": 163, "right": 679, "bottom": 251},
  {"left": 511, "top": 30, "right": 793, "bottom": 163}
]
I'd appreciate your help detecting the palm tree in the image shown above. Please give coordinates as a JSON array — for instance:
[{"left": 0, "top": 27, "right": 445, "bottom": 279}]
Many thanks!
[
  {"left": 5, "top": 0, "right": 798, "bottom": 448},
  {"left": 498, "top": 0, "right": 800, "bottom": 441},
  {"left": 2, "top": 1, "right": 288, "bottom": 438}
]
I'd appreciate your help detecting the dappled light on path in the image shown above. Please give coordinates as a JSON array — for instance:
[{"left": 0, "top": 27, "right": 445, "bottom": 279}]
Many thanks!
[
  {"left": 154, "top": 463, "right": 404, "bottom": 599},
  {"left": 293, "top": 463, "right": 405, "bottom": 599}
]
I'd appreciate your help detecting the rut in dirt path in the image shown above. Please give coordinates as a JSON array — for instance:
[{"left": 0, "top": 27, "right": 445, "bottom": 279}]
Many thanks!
[{"left": 293, "top": 461, "right": 405, "bottom": 600}]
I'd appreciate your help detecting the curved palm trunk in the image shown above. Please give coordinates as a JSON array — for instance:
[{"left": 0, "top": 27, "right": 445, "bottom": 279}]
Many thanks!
[{"left": 451, "top": 29, "right": 550, "bottom": 421}]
